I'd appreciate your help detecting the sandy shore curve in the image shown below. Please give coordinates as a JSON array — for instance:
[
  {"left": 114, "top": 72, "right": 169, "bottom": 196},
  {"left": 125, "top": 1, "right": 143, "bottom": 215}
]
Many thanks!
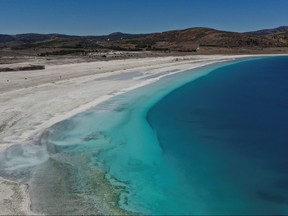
[{"left": 0, "top": 54, "right": 284, "bottom": 214}]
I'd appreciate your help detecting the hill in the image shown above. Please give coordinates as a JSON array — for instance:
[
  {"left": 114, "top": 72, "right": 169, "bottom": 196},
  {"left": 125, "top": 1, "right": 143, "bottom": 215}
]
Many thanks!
[
  {"left": 247, "top": 26, "right": 288, "bottom": 36},
  {"left": 1, "top": 26, "right": 288, "bottom": 56}
]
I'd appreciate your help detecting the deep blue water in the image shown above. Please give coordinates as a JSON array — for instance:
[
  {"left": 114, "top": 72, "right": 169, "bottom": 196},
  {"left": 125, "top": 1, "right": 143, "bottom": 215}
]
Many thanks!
[{"left": 147, "top": 56, "right": 288, "bottom": 214}]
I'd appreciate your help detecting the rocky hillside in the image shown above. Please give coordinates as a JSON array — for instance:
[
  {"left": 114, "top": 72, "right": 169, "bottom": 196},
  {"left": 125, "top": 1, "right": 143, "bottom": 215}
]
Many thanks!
[
  {"left": 247, "top": 26, "right": 288, "bottom": 36},
  {"left": 1, "top": 26, "right": 288, "bottom": 56}
]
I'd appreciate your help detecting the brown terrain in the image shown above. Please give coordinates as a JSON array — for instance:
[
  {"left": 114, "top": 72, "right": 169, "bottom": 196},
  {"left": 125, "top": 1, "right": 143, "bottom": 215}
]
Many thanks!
[{"left": 0, "top": 26, "right": 288, "bottom": 68}]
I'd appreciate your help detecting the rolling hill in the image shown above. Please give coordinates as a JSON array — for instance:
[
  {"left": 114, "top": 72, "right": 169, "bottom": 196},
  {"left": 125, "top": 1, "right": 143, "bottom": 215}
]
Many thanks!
[{"left": 1, "top": 26, "right": 288, "bottom": 56}]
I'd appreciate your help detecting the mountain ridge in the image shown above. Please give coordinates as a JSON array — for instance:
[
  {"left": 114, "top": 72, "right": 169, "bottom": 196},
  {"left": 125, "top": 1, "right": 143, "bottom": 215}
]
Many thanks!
[
  {"left": 246, "top": 26, "right": 288, "bottom": 35},
  {"left": 1, "top": 26, "right": 288, "bottom": 55}
]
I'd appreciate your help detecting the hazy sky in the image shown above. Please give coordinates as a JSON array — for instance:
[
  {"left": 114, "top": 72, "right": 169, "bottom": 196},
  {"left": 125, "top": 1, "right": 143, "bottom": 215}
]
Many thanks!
[{"left": 0, "top": 0, "right": 288, "bottom": 35}]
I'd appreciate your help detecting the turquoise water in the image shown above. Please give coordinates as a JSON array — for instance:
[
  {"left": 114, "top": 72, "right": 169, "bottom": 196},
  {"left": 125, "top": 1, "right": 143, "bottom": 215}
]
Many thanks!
[
  {"left": 1, "top": 57, "right": 288, "bottom": 214},
  {"left": 36, "top": 61, "right": 229, "bottom": 214}
]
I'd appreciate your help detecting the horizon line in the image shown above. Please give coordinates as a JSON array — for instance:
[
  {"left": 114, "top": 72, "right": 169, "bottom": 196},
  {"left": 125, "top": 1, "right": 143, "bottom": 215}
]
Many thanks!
[{"left": 1, "top": 25, "right": 287, "bottom": 37}]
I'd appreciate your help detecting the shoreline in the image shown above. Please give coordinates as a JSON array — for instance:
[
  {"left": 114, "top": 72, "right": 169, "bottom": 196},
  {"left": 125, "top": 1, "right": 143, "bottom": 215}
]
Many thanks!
[{"left": 0, "top": 54, "right": 287, "bottom": 214}]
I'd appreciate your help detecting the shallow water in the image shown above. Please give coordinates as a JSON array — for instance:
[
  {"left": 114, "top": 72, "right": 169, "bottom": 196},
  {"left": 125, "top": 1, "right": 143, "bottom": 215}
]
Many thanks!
[
  {"left": 2, "top": 57, "right": 288, "bottom": 214},
  {"left": 34, "top": 61, "right": 225, "bottom": 214},
  {"left": 30, "top": 60, "right": 227, "bottom": 214}
]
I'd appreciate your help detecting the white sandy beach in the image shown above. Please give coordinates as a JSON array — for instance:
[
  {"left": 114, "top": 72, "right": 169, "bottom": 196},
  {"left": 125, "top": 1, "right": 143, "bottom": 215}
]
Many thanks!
[{"left": 0, "top": 54, "right": 282, "bottom": 214}]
